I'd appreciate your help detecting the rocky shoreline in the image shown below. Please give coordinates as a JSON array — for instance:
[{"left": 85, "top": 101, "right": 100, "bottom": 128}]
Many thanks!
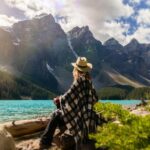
[{"left": 0, "top": 104, "right": 150, "bottom": 150}]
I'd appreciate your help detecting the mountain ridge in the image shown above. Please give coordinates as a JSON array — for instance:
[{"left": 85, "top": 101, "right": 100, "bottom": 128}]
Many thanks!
[{"left": 0, "top": 13, "right": 149, "bottom": 94}]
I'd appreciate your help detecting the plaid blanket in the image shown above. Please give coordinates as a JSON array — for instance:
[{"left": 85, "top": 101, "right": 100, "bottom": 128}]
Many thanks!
[{"left": 60, "top": 76, "right": 99, "bottom": 140}]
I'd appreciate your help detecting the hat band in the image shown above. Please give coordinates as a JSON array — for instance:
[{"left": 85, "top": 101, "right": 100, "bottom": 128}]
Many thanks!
[{"left": 76, "top": 64, "right": 87, "bottom": 68}]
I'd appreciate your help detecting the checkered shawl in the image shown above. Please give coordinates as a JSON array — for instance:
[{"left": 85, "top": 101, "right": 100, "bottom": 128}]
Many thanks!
[{"left": 60, "top": 76, "right": 99, "bottom": 140}]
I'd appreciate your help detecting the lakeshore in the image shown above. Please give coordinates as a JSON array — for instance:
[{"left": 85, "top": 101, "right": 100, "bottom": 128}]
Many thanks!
[{"left": 0, "top": 101, "right": 150, "bottom": 150}]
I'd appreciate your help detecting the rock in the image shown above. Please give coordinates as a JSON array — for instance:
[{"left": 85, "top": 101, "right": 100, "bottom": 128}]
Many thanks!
[
  {"left": 16, "top": 128, "right": 96, "bottom": 150},
  {"left": 131, "top": 109, "right": 150, "bottom": 116},
  {"left": 0, "top": 125, "right": 16, "bottom": 150},
  {"left": 53, "top": 129, "right": 96, "bottom": 150}
]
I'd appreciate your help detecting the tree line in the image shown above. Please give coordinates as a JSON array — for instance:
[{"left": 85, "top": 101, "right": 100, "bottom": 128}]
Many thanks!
[
  {"left": 97, "top": 86, "right": 150, "bottom": 100},
  {"left": 0, "top": 71, "right": 55, "bottom": 100}
]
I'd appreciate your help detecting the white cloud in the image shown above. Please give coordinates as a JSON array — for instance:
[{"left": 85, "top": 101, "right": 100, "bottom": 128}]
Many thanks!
[
  {"left": 146, "top": 0, "right": 150, "bottom": 6},
  {"left": 4, "top": 0, "right": 59, "bottom": 18},
  {"left": 126, "top": 27, "right": 150, "bottom": 44},
  {"left": 3, "top": 0, "right": 135, "bottom": 45},
  {"left": 0, "top": 14, "right": 18, "bottom": 26},
  {"left": 137, "top": 9, "right": 150, "bottom": 26},
  {"left": 58, "top": 0, "right": 133, "bottom": 45},
  {"left": 58, "top": 0, "right": 133, "bottom": 29},
  {"left": 97, "top": 21, "right": 130, "bottom": 45}
]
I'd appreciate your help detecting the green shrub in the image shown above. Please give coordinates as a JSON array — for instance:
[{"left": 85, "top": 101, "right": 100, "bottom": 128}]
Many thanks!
[{"left": 89, "top": 102, "right": 150, "bottom": 150}]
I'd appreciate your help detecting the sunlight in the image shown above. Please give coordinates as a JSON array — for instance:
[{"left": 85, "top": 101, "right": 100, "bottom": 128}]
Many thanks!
[
  {"left": 54, "top": 0, "right": 67, "bottom": 10},
  {"left": 0, "top": 15, "right": 18, "bottom": 26}
]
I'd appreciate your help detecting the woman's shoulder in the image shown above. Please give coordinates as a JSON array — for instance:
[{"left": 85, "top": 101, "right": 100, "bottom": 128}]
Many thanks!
[
  {"left": 72, "top": 76, "right": 85, "bottom": 86},
  {"left": 77, "top": 76, "right": 92, "bottom": 85},
  {"left": 77, "top": 76, "right": 86, "bottom": 82}
]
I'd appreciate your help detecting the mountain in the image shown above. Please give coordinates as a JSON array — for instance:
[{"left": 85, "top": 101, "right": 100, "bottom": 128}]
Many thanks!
[
  {"left": 124, "top": 38, "right": 141, "bottom": 52},
  {"left": 0, "top": 14, "right": 75, "bottom": 94},
  {"left": 68, "top": 27, "right": 150, "bottom": 88},
  {"left": 0, "top": 28, "right": 16, "bottom": 65},
  {"left": 68, "top": 26, "right": 107, "bottom": 77},
  {"left": 0, "top": 70, "right": 55, "bottom": 100},
  {"left": 68, "top": 27, "right": 149, "bottom": 86},
  {"left": 104, "top": 37, "right": 123, "bottom": 51},
  {"left": 0, "top": 13, "right": 149, "bottom": 96}
]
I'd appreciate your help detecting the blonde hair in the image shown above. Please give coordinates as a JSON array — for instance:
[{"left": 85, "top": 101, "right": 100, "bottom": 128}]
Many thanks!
[{"left": 73, "top": 67, "right": 91, "bottom": 81}]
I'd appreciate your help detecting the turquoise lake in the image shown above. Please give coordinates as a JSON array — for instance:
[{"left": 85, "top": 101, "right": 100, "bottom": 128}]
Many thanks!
[{"left": 0, "top": 100, "right": 142, "bottom": 123}]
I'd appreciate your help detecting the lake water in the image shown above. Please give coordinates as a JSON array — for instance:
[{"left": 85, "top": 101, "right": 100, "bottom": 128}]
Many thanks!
[{"left": 0, "top": 100, "right": 142, "bottom": 123}]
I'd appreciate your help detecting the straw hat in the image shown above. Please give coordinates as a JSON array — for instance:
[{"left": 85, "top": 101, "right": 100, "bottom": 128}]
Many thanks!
[{"left": 71, "top": 57, "right": 93, "bottom": 72}]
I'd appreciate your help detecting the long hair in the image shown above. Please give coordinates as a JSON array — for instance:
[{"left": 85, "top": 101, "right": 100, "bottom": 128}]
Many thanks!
[{"left": 74, "top": 68, "right": 91, "bottom": 80}]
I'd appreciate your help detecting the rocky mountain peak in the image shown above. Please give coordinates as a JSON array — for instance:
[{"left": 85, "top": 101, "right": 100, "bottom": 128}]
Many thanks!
[
  {"left": 129, "top": 38, "right": 139, "bottom": 45},
  {"left": 34, "top": 13, "right": 51, "bottom": 19},
  {"left": 68, "top": 26, "right": 93, "bottom": 39},
  {"left": 0, "top": 13, "right": 150, "bottom": 93},
  {"left": 70, "top": 26, "right": 89, "bottom": 33},
  {"left": 68, "top": 26, "right": 103, "bottom": 46},
  {"left": 33, "top": 13, "right": 55, "bottom": 24},
  {"left": 103, "top": 38, "right": 123, "bottom": 51},
  {"left": 104, "top": 38, "right": 121, "bottom": 46},
  {"left": 13, "top": 14, "right": 56, "bottom": 30},
  {"left": 124, "top": 38, "right": 140, "bottom": 51}
]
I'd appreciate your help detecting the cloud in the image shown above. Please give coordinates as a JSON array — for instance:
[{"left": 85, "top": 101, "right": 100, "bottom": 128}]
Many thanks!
[
  {"left": 0, "top": 14, "right": 18, "bottom": 26},
  {"left": 57, "top": 0, "right": 134, "bottom": 45},
  {"left": 137, "top": 9, "right": 150, "bottom": 26},
  {"left": 4, "top": 0, "right": 67, "bottom": 18},
  {"left": 126, "top": 8, "right": 150, "bottom": 44},
  {"left": 126, "top": 27, "right": 150, "bottom": 44},
  {"left": 97, "top": 21, "right": 130, "bottom": 45},
  {"left": 4, "top": 0, "right": 150, "bottom": 45},
  {"left": 146, "top": 0, "right": 150, "bottom": 6},
  {"left": 4, "top": 0, "right": 52, "bottom": 18},
  {"left": 2, "top": 0, "right": 135, "bottom": 45},
  {"left": 58, "top": 0, "right": 133, "bottom": 28}
]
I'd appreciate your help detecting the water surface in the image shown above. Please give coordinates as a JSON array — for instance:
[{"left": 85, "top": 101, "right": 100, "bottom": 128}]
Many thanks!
[{"left": 0, "top": 100, "right": 141, "bottom": 123}]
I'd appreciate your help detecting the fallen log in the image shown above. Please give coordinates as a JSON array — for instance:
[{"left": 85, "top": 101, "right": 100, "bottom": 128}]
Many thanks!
[
  {"left": 3, "top": 118, "right": 49, "bottom": 138},
  {"left": 2, "top": 118, "right": 96, "bottom": 150}
]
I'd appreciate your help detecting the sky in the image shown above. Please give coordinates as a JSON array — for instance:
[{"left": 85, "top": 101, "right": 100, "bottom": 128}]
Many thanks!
[{"left": 0, "top": 0, "right": 150, "bottom": 45}]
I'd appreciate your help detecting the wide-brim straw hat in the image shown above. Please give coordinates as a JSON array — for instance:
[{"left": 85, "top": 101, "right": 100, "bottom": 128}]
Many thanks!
[{"left": 71, "top": 57, "right": 93, "bottom": 72}]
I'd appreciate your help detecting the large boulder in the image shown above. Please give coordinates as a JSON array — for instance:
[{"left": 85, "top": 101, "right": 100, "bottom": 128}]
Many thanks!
[
  {"left": 53, "top": 129, "right": 96, "bottom": 150},
  {"left": 0, "top": 126, "right": 16, "bottom": 150}
]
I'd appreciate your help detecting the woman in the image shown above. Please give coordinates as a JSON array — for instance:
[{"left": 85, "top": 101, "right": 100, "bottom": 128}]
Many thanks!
[{"left": 39, "top": 57, "right": 99, "bottom": 149}]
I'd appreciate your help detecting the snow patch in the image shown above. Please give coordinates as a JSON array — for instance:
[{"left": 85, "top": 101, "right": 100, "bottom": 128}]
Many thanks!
[
  {"left": 17, "top": 38, "right": 21, "bottom": 43},
  {"left": 67, "top": 33, "right": 78, "bottom": 58},
  {"left": 139, "top": 75, "right": 150, "bottom": 83},
  {"left": 46, "top": 63, "right": 62, "bottom": 86},
  {"left": 128, "top": 59, "right": 132, "bottom": 63},
  {"left": 13, "top": 42, "right": 19, "bottom": 46},
  {"left": 34, "top": 14, "right": 48, "bottom": 19},
  {"left": 46, "top": 63, "right": 54, "bottom": 72}
]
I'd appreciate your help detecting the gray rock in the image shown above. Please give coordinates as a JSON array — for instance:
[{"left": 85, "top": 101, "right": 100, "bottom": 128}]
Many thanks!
[{"left": 0, "top": 126, "right": 16, "bottom": 150}]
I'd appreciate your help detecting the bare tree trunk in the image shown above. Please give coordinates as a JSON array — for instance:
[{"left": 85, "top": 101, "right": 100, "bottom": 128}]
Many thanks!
[{"left": 3, "top": 118, "right": 49, "bottom": 138}]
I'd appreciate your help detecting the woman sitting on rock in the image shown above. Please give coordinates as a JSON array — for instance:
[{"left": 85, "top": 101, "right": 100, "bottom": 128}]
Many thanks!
[{"left": 39, "top": 57, "right": 100, "bottom": 149}]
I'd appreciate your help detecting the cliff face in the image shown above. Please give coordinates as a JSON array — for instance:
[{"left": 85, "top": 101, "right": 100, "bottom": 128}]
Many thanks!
[
  {"left": 0, "top": 28, "right": 16, "bottom": 65},
  {"left": 0, "top": 14, "right": 75, "bottom": 93},
  {"left": 68, "top": 27, "right": 150, "bottom": 88}
]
